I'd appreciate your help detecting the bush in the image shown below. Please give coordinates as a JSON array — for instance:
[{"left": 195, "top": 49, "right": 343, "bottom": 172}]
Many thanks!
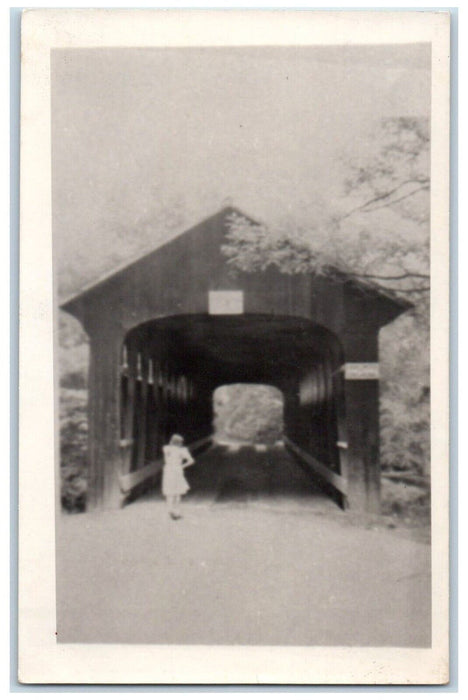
[
  {"left": 381, "top": 479, "right": 430, "bottom": 524},
  {"left": 60, "top": 388, "right": 88, "bottom": 512},
  {"left": 379, "top": 312, "right": 430, "bottom": 475},
  {"left": 61, "top": 369, "right": 87, "bottom": 389},
  {"left": 380, "top": 386, "right": 430, "bottom": 474}
]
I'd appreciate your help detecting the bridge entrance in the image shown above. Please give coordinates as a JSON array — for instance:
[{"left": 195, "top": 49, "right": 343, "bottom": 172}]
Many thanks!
[
  {"left": 194, "top": 383, "right": 330, "bottom": 505},
  {"left": 60, "top": 206, "right": 410, "bottom": 512},
  {"left": 117, "top": 313, "right": 347, "bottom": 508}
]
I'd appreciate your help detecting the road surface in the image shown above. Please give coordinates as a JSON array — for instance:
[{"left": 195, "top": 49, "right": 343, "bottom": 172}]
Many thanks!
[{"left": 57, "top": 444, "right": 431, "bottom": 647}]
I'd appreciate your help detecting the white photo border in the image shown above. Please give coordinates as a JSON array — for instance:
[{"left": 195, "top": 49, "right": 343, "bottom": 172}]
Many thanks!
[{"left": 18, "top": 9, "right": 450, "bottom": 685}]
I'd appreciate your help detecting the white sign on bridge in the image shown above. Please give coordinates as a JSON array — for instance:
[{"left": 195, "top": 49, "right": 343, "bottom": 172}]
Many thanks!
[
  {"left": 209, "top": 290, "right": 244, "bottom": 315},
  {"left": 344, "top": 363, "right": 380, "bottom": 380}
]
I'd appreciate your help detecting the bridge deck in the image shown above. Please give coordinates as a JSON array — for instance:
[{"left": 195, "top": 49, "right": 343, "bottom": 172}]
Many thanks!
[{"left": 136, "top": 442, "right": 337, "bottom": 506}]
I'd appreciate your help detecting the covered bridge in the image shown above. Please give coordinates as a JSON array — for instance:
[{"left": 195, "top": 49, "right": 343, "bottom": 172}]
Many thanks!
[{"left": 61, "top": 206, "right": 410, "bottom": 512}]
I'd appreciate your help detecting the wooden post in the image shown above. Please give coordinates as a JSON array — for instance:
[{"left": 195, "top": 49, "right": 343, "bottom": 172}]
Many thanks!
[
  {"left": 119, "top": 357, "right": 136, "bottom": 476},
  {"left": 135, "top": 355, "right": 149, "bottom": 470},
  {"left": 153, "top": 366, "right": 163, "bottom": 457},
  {"left": 333, "top": 366, "right": 349, "bottom": 509},
  {"left": 86, "top": 326, "right": 123, "bottom": 510},
  {"left": 344, "top": 378, "right": 380, "bottom": 512}
]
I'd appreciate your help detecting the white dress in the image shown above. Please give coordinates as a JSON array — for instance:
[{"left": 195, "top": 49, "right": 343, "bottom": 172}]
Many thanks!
[{"left": 161, "top": 446, "right": 194, "bottom": 497}]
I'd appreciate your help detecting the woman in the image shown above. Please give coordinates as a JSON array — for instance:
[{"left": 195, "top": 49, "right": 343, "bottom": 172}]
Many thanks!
[{"left": 162, "top": 434, "right": 195, "bottom": 520}]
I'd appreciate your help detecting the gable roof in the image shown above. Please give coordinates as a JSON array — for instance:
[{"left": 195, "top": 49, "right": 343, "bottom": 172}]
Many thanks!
[
  {"left": 60, "top": 205, "right": 411, "bottom": 314},
  {"left": 60, "top": 206, "right": 240, "bottom": 311}
]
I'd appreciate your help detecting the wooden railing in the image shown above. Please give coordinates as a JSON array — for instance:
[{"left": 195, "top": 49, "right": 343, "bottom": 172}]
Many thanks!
[
  {"left": 283, "top": 435, "right": 348, "bottom": 496},
  {"left": 118, "top": 434, "right": 213, "bottom": 500}
]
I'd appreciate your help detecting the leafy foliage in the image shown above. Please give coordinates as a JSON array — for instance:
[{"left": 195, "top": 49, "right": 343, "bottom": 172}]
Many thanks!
[
  {"left": 342, "top": 117, "right": 430, "bottom": 224},
  {"left": 222, "top": 117, "right": 430, "bottom": 300},
  {"left": 214, "top": 384, "right": 284, "bottom": 444},
  {"left": 222, "top": 117, "right": 431, "bottom": 477},
  {"left": 379, "top": 313, "right": 430, "bottom": 474},
  {"left": 59, "top": 313, "right": 89, "bottom": 389},
  {"left": 60, "top": 388, "right": 88, "bottom": 512},
  {"left": 381, "top": 479, "right": 430, "bottom": 525}
]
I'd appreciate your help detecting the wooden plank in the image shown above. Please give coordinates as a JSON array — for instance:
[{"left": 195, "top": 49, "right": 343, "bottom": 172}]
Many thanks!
[
  {"left": 118, "top": 435, "right": 213, "bottom": 495},
  {"left": 119, "top": 458, "right": 163, "bottom": 494},
  {"left": 187, "top": 435, "right": 214, "bottom": 453},
  {"left": 343, "top": 379, "right": 380, "bottom": 512},
  {"left": 283, "top": 436, "right": 348, "bottom": 495},
  {"left": 333, "top": 366, "right": 349, "bottom": 483},
  {"left": 88, "top": 330, "right": 123, "bottom": 509},
  {"left": 136, "top": 367, "right": 149, "bottom": 470},
  {"left": 382, "top": 472, "right": 429, "bottom": 487},
  {"left": 344, "top": 362, "right": 380, "bottom": 380},
  {"left": 123, "top": 373, "right": 136, "bottom": 442},
  {"left": 323, "top": 357, "right": 340, "bottom": 468},
  {"left": 119, "top": 373, "right": 136, "bottom": 475}
]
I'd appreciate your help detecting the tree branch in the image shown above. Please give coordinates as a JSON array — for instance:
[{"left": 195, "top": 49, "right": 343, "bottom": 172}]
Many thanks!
[
  {"left": 340, "top": 179, "right": 429, "bottom": 220},
  {"left": 360, "top": 185, "right": 429, "bottom": 213},
  {"left": 375, "top": 286, "right": 430, "bottom": 293},
  {"left": 357, "top": 272, "right": 429, "bottom": 281}
]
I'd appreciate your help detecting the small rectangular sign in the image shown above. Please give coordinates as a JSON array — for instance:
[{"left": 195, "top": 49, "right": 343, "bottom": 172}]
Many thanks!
[
  {"left": 209, "top": 290, "right": 244, "bottom": 315},
  {"left": 344, "top": 362, "right": 380, "bottom": 380}
]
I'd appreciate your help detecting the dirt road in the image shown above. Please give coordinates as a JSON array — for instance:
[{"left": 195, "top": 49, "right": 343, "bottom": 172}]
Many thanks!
[{"left": 57, "top": 445, "right": 431, "bottom": 647}]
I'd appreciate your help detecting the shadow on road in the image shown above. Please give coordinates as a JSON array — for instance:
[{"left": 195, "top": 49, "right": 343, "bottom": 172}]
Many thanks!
[
  {"left": 188, "top": 443, "right": 328, "bottom": 501},
  {"left": 134, "top": 442, "right": 335, "bottom": 509}
]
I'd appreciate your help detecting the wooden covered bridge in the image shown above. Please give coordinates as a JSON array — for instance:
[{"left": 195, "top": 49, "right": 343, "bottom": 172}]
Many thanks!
[{"left": 61, "top": 207, "right": 410, "bottom": 512}]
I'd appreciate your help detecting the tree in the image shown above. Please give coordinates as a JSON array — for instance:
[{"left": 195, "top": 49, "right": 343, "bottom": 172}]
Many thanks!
[
  {"left": 222, "top": 117, "right": 430, "bottom": 302},
  {"left": 222, "top": 116, "right": 431, "bottom": 475}
]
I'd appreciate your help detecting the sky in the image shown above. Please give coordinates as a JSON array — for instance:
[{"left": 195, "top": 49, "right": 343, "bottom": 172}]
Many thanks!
[{"left": 51, "top": 44, "right": 431, "bottom": 295}]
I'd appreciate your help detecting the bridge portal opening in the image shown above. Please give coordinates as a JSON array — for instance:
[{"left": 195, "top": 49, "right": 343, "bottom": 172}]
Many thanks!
[
  {"left": 118, "top": 313, "right": 348, "bottom": 508},
  {"left": 207, "top": 383, "right": 335, "bottom": 503},
  {"left": 213, "top": 384, "right": 284, "bottom": 446}
]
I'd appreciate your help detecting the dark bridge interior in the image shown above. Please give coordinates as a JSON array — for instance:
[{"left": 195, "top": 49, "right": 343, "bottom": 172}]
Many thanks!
[{"left": 119, "top": 313, "right": 348, "bottom": 507}]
